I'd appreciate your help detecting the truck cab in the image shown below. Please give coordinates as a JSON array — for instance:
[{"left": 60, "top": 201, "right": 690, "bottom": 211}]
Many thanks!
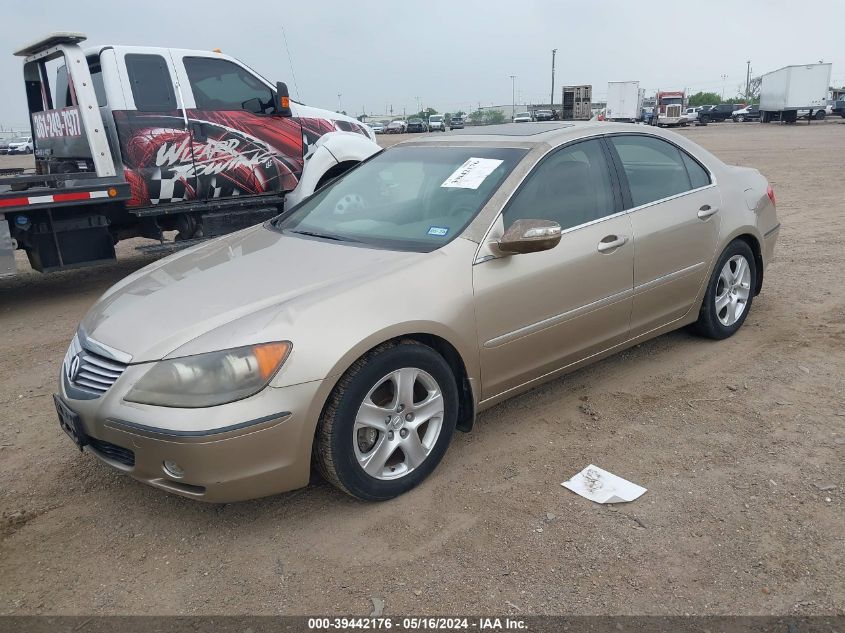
[{"left": 2, "top": 33, "right": 380, "bottom": 277}]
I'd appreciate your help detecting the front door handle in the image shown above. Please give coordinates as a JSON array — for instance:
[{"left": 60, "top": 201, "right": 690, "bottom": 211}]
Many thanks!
[
  {"left": 697, "top": 204, "right": 719, "bottom": 220},
  {"left": 597, "top": 235, "right": 628, "bottom": 253}
]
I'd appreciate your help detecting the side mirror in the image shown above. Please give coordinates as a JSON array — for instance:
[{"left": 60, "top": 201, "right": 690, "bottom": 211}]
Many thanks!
[
  {"left": 241, "top": 97, "right": 265, "bottom": 114},
  {"left": 497, "top": 219, "right": 562, "bottom": 255},
  {"left": 275, "top": 81, "right": 293, "bottom": 117}
]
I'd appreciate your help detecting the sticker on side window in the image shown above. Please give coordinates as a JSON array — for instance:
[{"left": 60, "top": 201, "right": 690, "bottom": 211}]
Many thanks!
[
  {"left": 441, "top": 157, "right": 504, "bottom": 189},
  {"left": 427, "top": 226, "right": 449, "bottom": 236}
]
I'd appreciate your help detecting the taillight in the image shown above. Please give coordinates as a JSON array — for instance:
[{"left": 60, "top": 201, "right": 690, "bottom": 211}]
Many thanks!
[{"left": 767, "top": 184, "right": 776, "bottom": 206}]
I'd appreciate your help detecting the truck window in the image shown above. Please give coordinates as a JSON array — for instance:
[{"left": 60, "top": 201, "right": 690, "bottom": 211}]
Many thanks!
[
  {"left": 183, "top": 57, "right": 273, "bottom": 113},
  {"left": 125, "top": 54, "right": 177, "bottom": 112},
  {"left": 87, "top": 57, "right": 108, "bottom": 107}
]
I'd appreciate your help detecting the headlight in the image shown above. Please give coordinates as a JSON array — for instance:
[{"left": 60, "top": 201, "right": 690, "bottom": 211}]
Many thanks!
[{"left": 125, "top": 342, "right": 291, "bottom": 408}]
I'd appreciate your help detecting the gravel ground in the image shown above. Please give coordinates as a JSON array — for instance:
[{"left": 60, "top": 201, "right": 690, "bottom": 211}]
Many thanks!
[{"left": 1, "top": 121, "right": 843, "bottom": 616}]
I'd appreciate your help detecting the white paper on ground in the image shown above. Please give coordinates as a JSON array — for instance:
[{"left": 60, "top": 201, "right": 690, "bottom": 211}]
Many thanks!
[
  {"left": 561, "top": 464, "right": 647, "bottom": 504},
  {"left": 441, "top": 157, "right": 503, "bottom": 189}
]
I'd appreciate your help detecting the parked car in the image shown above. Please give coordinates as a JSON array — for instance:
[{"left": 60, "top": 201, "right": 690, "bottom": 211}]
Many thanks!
[
  {"left": 683, "top": 107, "right": 699, "bottom": 123},
  {"left": 513, "top": 111, "right": 533, "bottom": 122},
  {"left": 698, "top": 104, "right": 741, "bottom": 124},
  {"left": 732, "top": 105, "right": 761, "bottom": 122},
  {"left": 57, "top": 122, "right": 779, "bottom": 502},
  {"left": 406, "top": 118, "right": 427, "bottom": 133},
  {"left": 6, "top": 136, "right": 33, "bottom": 154},
  {"left": 386, "top": 120, "right": 407, "bottom": 134},
  {"left": 0, "top": 138, "right": 12, "bottom": 154},
  {"left": 370, "top": 122, "right": 385, "bottom": 134},
  {"left": 428, "top": 115, "right": 446, "bottom": 131},
  {"left": 534, "top": 110, "right": 554, "bottom": 122},
  {"left": 642, "top": 107, "right": 654, "bottom": 124},
  {"left": 797, "top": 104, "right": 832, "bottom": 120},
  {"left": 449, "top": 115, "right": 464, "bottom": 130}
]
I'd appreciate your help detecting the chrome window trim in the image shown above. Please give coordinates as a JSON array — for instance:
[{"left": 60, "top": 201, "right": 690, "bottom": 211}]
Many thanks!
[{"left": 472, "top": 132, "right": 719, "bottom": 262}]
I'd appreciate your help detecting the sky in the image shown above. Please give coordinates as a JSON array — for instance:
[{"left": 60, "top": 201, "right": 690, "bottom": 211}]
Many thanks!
[{"left": 1, "top": 0, "right": 843, "bottom": 127}]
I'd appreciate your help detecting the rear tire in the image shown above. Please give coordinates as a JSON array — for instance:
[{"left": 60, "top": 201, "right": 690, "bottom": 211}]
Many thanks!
[
  {"left": 692, "top": 240, "right": 757, "bottom": 340},
  {"left": 314, "top": 340, "right": 458, "bottom": 501}
]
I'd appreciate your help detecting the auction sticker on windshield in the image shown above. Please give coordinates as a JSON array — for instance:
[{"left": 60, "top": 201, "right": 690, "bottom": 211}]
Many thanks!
[{"left": 441, "top": 157, "right": 503, "bottom": 189}]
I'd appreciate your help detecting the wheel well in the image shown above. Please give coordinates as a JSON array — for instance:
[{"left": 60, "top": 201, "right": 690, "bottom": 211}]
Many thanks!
[
  {"left": 328, "top": 334, "right": 475, "bottom": 433},
  {"left": 735, "top": 233, "right": 764, "bottom": 295},
  {"left": 316, "top": 160, "right": 359, "bottom": 190},
  {"left": 399, "top": 334, "right": 475, "bottom": 432}
]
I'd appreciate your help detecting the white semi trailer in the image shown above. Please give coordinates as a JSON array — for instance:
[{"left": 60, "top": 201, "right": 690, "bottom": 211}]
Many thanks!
[
  {"left": 605, "top": 81, "right": 644, "bottom": 122},
  {"left": 759, "top": 63, "right": 832, "bottom": 123}
]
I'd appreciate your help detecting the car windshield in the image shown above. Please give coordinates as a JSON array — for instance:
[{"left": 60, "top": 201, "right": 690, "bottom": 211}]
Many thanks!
[
  {"left": 11, "top": 137, "right": 26, "bottom": 143},
  {"left": 273, "top": 145, "right": 527, "bottom": 252},
  {"left": 517, "top": 112, "right": 530, "bottom": 117},
  {"left": 429, "top": 116, "right": 443, "bottom": 122}
]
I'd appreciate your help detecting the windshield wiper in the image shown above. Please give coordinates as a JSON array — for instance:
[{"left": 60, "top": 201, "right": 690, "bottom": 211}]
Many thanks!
[{"left": 289, "top": 229, "right": 359, "bottom": 243}]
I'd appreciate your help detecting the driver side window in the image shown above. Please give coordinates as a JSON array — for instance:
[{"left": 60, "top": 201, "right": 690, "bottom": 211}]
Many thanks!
[
  {"left": 184, "top": 56, "right": 273, "bottom": 112},
  {"left": 502, "top": 139, "right": 617, "bottom": 232}
]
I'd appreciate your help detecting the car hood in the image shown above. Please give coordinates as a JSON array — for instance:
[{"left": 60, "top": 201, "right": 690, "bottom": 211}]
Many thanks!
[{"left": 81, "top": 225, "right": 422, "bottom": 363}]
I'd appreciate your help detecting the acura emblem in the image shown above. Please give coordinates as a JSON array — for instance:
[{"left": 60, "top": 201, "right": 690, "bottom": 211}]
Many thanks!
[{"left": 66, "top": 354, "right": 81, "bottom": 382}]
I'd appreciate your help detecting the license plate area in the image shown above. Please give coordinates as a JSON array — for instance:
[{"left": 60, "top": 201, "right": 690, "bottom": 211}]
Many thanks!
[{"left": 53, "top": 394, "right": 87, "bottom": 450}]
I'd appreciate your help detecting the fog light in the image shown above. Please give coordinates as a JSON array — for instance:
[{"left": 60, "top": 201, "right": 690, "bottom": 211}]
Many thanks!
[{"left": 162, "top": 460, "right": 185, "bottom": 479}]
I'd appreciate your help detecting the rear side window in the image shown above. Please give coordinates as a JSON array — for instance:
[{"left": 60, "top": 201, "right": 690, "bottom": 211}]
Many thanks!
[
  {"left": 184, "top": 57, "right": 273, "bottom": 112},
  {"left": 125, "top": 54, "right": 177, "bottom": 112},
  {"left": 610, "top": 135, "right": 704, "bottom": 207},
  {"left": 681, "top": 152, "right": 710, "bottom": 189},
  {"left": 503, "top": 138, "right": 617, "bottom": 231}
]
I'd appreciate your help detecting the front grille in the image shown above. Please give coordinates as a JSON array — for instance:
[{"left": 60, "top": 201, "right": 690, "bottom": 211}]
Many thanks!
[
  {"left": 63, "top": 334, "right": 128, "bottom": 396},
  {"left": 666, "top": 105, "right": 682, "bottom": 118},
  {"left": 87, "top": 437, "right": 135, "bottom": 467}
]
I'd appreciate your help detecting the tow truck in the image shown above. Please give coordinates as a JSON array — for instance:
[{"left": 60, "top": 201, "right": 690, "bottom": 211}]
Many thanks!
[{"left": 1, "top": 33, "right": 380, "bottom": 278}]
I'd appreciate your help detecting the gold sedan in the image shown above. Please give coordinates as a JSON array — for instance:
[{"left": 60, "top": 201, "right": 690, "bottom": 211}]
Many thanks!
[{"left": 56, "top": 122, "right": 780, "bottom": 502}]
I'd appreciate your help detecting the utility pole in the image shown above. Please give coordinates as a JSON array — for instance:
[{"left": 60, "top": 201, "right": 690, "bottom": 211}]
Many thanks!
[
  {"left": 415, "top": 96, "right": 421, "bottom": 114},
  {"left": 509, "top": 75, "right": 516, "bottom": 120},
  {"left": 745, "top": 61, "right": 751, "bottom": 101},
  {"left": 337, "top": 93, "right": 343, "bottom": 112},
  {"left": 550, "top": 48, "right": 557, "bottom": 109},
  {"left": 721, "top": 74, "right": 727, "bottom": 100}
]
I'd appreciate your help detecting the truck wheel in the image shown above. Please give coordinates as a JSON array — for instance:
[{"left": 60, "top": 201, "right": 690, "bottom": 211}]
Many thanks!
[
  {"left": 735, "top": 115, "right": 745, "bottom": 123},
  {"left": 700, "top": 115, "right": 710, "bottom": 124},
  {"left": 814, "top": 110, "right": 825, "bottom": 120}
]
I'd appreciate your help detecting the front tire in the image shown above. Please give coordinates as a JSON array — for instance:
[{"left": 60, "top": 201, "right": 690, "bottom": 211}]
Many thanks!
[
  {"left": 314, "top": 340, "right": 458, "bottom": 501},
  {"left": 692, "top": 240, "right": 756, "bottom": 340}
]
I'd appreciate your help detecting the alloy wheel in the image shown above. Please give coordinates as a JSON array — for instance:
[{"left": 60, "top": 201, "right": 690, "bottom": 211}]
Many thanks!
[
  {"left": 353, "top": 368, "right": 444, "bottom": 480},
  {"left": 715, "top": 255, "right": 751, "bottom": 326}
]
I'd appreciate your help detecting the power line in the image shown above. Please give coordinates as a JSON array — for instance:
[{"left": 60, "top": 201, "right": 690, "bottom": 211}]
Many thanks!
[{"left": 280, "top": 23, "right": 301, "bottom": 100}]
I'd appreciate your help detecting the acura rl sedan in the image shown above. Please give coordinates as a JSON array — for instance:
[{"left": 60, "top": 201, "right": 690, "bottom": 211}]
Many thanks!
[{"left": 56, "top": 122, "right": 780, "bottom": 502}]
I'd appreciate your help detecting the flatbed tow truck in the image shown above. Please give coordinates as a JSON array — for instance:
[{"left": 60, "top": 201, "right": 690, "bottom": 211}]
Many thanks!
[{"left": 1, "top": 33, "right": 379, "bottom": 278}]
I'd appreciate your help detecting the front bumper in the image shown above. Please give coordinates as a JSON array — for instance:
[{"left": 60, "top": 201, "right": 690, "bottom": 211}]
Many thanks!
[{"left": 57, "top": 370, "right": 326, "bottom": 502}]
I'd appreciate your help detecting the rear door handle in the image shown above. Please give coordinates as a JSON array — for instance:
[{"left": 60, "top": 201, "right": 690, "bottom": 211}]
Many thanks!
[
  {"left": 597, "top": 235, "right": 628, "bottom": 253},
  {"left": 697, "top": 204, "right": 719, "bottom": 219}
]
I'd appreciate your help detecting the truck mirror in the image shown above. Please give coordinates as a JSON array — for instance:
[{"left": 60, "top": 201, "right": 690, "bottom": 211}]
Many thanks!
[{"left": 275, "top": 82, "right": 292, "bottom": 117}]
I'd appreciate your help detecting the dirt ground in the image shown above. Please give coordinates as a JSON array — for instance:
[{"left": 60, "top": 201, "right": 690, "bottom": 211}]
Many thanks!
[{"left": 1, "top": 122, "right": 843, "bottom": 616}]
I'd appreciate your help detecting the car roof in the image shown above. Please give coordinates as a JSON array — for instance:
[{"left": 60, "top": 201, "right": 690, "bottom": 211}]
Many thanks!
[{"left": 393, "top": 121, "right": 694, "bottom": 149}]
